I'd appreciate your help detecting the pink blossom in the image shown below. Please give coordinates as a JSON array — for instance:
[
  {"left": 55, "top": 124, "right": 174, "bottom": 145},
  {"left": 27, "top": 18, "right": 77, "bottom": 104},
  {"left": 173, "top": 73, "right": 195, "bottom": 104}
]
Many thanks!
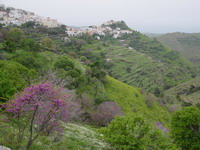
[{"left": 4, "top": 82, "right": 73, "bottom": 137}]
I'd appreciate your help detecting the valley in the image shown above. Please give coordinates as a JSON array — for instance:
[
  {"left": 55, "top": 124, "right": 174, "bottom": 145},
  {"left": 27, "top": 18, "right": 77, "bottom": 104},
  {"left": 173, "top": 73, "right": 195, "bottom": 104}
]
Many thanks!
[{"left": 0, "top": 4, "right": 200, "bottom": 150}]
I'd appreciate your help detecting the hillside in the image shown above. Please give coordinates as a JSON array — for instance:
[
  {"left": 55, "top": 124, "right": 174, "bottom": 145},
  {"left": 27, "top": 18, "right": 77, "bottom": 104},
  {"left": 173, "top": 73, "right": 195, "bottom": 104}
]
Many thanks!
[
  {"left": 80, "top": 29, "right": 200, "bottom": 95},
  {"left": 0, "top": 4, "right": 200, "bottom": 150},
  {"left": 105, "top": 45, "right": 199, "bottom": 95},
  {"left": 157, "top": 32, "right": 200, "bottom": 66},
  {"left": 163, "top": 76, "right": 200, "bottom": 107},
  {"left": 0, "top": 27, "right": 173, "bottom": 149},
  {"left": 119, "top": 31, "right": 200, "bottom": 92},
  {"left": 105, "top": 76, "right": 171, "bottom": 125}
]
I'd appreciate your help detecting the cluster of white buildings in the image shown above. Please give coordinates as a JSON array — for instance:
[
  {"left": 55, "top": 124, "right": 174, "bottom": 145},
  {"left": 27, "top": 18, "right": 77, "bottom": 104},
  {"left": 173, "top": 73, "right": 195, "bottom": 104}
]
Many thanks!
[
  {"left": 66, "top": 20, "right": 132, "bottom": 39},
  {"left": 0, "top": 4, "right": 59, "bottom": 28},
  {"left": 66, "top": 26, "right": 107, "bottom": 37},
  {"left": 0, "top": 4, "right": 132, "bottom": 39}
]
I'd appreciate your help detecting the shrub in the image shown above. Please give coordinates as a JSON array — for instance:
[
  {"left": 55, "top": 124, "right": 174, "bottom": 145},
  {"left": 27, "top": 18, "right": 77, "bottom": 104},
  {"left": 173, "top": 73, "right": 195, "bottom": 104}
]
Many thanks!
[
  {"left": 6, "top": 28, "right": 24, "bottom": 44},
  {"left": 54, "top": 56, "right": 85, "bottom": 89},
  {"left": 0, "top": 60, "right": 37, "bottom": 102},
  {"left": 12, "top": 52, "right": 43, "bottom": 71},
  {"left": 80, "top": 56, "right": 87, "bottom": 62},
  {"left": 91, "top": 101, "right": 123, "bottom": 126},
  {"left": 68, "top": 52, "right": 79, "bottom": 59},
  {"left": 2, "top": 82, "right": 73, "bottom": 149},
  {"left": 20, "top": 38, "right": 40, "bottom": 52},
  {"left": 101, "top": 115, "right": 178, "bottom": 150},
  {"left": 144, "top": 93, "right": 156, "bottom": 108},
  {"left": 171, "top": 106, "right": 200, "bottom": 150},
  {"left": 67, "top": 69, "right": 81, "bottom": 78},
  {"left": 40, "top": 38, "right": 54, "bottom": 49},
  {"left": 3, "top": 39, "right": 17, "bottom": 52},
  {"left": 54, "top": 56, "right": 74, "bottom": 71}
]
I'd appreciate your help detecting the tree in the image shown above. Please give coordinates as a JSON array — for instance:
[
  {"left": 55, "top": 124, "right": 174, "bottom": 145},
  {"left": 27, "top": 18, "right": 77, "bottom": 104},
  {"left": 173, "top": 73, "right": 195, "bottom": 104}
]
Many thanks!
[
  {"left": 54, "top": 56, "right": 74, "bottom": 71},
  {"left": 6, "top": 28, "right": 24, "bottom": 44},
  {"left": 20, "top": 38, "right": 40, "bottom": 52},
  {"left": 2, "top": 82, "right": 72, "bottom": 149},
  {"left": 89, "top": 60, "right": 106, "bottom": 80},
  {"left": 40, "top": 38, "right": 53, "bottom": 49},
  {"left": 171, "top": 106, "right": 200, "bottom": 150},
  {"left": 80, "top": 56, "right": 87, "bottom": 62},
  {"left": 4, "top": 28, "right": 24, "bottom": 52},
  {"left": 54, "top": 56, "right": 85, "bottom": 89},
  {"left": 101, "top": 115, "right": 178, "bottom": 150},
  {"left": 3, "top": 39, "right": 17, "bottom": 52},
  {"left": 12, "top": 53, "right": 42, "bottom": 70}
]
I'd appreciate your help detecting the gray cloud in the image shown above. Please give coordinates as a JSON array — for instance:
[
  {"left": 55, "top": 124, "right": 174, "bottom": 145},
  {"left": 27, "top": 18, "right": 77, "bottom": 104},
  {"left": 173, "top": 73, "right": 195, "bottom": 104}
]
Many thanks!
[{"left": 1, "top": 0, "right": 200, "bottom": 33}]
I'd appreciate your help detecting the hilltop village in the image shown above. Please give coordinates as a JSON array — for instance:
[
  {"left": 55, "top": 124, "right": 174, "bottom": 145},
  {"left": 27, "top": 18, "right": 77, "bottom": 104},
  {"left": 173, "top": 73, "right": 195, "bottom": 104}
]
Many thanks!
[
  {"left": 0, "top": 5, "right": 132, "bottom": 39},
  {"left": 66, "top": 20, "right": 132, "bottom": 39},
  {"left": 0, "top": 4, "right": 59, "bottom": 27}
]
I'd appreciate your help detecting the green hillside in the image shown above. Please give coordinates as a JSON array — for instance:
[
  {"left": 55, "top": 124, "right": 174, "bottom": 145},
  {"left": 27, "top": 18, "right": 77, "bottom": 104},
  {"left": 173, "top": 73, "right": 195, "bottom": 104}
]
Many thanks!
[
  {"left": 1, "top": 22, "right": 199, "bottom": 150},
  {"left": 81, "top": 33, "right": 200, "bottom": 95},
  {"left": 104, "top": 45, "right": 199, "bottom": 95},
  {"left": 163, "top": 76, "right": 200, "bottom": 107},
  {"left": 105, "top": 76, "right": 171, "bottom": 125},
  {"left": 157, "top": 32, "right": 200, "bottom": 66}
]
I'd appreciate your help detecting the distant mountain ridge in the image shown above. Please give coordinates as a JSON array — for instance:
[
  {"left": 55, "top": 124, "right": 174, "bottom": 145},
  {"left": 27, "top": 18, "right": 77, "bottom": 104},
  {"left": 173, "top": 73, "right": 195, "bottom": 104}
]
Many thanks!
[
  {"left": 157, "top": 32, "right": 200, "bottom": 66},
  {"left": 143, "top": 33, "right": 164, "bottom": 38}
]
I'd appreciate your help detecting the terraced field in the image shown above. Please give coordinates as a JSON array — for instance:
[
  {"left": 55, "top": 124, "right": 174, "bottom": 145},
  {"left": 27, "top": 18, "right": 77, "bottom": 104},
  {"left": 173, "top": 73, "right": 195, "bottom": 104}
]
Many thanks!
[
  {"left": 102, "top": 45, "right": 198, "bottom": 95},
  {"left": 163, "top": 76, "right": 200, "bottom": 106}
]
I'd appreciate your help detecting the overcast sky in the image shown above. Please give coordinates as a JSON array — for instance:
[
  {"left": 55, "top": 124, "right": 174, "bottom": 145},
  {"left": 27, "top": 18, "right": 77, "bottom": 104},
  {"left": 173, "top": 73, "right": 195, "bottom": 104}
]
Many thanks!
[{"left": 1, "top": 0, "right": 200, "bottom": 33}]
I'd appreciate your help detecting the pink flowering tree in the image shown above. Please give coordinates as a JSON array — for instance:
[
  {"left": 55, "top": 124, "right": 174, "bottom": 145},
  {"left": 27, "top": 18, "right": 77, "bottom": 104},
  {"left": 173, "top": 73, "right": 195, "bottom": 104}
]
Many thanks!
[{"left": 2, "top": 82, "right": 71, "bottom": 150}]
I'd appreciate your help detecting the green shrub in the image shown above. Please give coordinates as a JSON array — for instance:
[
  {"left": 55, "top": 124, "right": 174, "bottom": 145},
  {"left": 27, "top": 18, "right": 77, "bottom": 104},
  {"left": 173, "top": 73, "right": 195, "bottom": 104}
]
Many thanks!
[
  {"left": 54, "top": 56, "right": 74, "bottom": 71},
  {"left": 3, "top": 39, "right": 17, "bottom": 52},
  {"left": 171, "top": 106, "right": 200, "bottom": 150},
  {"left": 67, "top": 69, "right": 81, "bottom": 78},
  {"left": 40, "top": 38, "right": 54, "bottom": 49},
  {"left": 0, "top": 60, "right": 37, "bottom": 102},
  {"left": 80, "top": 56, "right": 87, "bottom": 62},
  {"left": 20, "top": 38, "right": 40, "bottom": 52},
  {"left": 101, "top": 115, "right": 178, "bottom": 150},
  {"left": 6, "top": 28, "right": 24, "bottom": 44},
  {"left": 12, "top": 53, "right": 42, "bottom": 71}
]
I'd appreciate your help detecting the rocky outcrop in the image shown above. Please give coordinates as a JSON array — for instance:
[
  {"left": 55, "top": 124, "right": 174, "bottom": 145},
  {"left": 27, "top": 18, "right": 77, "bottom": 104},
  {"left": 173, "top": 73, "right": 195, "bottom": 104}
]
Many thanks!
[{"left": 0, "top": 146, "right": 11, "bottom": 150}]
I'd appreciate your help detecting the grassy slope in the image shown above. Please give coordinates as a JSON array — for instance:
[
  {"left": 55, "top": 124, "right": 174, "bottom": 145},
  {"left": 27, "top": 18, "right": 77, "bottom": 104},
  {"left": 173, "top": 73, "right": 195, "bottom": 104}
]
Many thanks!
[
  {"left": 157, "top": 32, "right": 200, "bottom": 66},
  {"left": 105, "top": 76, "right": 171, "bottom": 126},
  {"left": 0, "top": 119, "right": 110, "bottom": 150}
]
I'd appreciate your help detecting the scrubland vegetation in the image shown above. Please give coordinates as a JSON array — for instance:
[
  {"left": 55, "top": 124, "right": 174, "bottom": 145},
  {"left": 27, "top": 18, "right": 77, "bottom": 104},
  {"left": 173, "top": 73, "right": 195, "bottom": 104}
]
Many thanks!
[{"left": 0, "top": 22, "right": 199, "bottom": 150}]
